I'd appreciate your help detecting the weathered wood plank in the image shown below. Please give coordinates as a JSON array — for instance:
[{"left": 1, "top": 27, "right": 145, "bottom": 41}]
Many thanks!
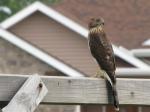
[
  {"left": 2, "top": 75, "right": 48, "bottom": 112},
  {"left": 0, "top": 74, "right": 149, "bottom": 105}
]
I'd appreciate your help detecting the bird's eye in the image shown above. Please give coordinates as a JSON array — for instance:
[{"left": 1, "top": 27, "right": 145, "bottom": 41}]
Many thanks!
[{"left": 102, "top": 22, "right": 104, "bottom": 25}]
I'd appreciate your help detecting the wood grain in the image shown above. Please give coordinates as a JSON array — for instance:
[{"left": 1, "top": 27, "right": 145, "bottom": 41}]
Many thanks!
[
  {"left": 0, "top": 74, "right": 149, "bottom": 105},
  {"left": 2, "top": 75, "right": 48, "bottom": 112}
]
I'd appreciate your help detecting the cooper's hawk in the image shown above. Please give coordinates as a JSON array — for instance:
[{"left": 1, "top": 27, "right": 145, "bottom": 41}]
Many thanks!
[{"left": 88, "top": 18, "right": 119, "bottom": 111}]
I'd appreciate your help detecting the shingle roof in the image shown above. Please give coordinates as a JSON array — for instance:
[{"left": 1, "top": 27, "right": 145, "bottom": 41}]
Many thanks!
[{"left": 53, "top": 0, "right": 150, "bottom": 49}]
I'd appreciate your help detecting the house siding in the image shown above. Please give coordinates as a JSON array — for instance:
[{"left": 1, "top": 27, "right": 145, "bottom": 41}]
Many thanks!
[{"left": 0, "top": 37, "right": 64, "bottom": 75}]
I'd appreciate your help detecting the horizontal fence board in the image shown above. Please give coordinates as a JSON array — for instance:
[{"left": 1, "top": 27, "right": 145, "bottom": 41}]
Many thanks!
[{"left": 0, "top": 74, "right": 149, "bottom": 105}]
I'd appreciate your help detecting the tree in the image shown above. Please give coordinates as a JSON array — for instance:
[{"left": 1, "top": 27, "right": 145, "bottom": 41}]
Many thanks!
[{"left": 0, "top": 0, "right": 60, "bottom": 22}]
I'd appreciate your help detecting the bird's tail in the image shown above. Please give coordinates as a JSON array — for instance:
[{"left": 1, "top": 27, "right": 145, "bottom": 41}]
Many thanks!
[
  {"left": 101, "top": 72, "right": 119, "bottom": 112},
  {"left": 112, "top": 84, "right": 119, "bottom": 112},
  {"left": 104, "top": 73, "right": 119, "bottom": 112}
]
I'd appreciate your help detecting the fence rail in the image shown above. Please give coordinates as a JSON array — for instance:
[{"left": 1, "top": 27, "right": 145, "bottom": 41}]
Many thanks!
[{"left": 0, "top": 74, "right": 149, "bottom": 105}]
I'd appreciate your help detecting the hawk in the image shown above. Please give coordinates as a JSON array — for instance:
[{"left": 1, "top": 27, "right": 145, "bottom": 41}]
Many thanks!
[{"left": 88, "top": 18, "right": 119, "bottom": 111}]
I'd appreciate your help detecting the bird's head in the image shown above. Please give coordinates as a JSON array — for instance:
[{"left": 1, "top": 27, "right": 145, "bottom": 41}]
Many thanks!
[{"left": 88, "top": 18, "right": 104, "bottom": 29}]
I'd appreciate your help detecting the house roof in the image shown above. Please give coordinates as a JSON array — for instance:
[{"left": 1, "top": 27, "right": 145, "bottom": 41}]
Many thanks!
[
  {"left": 116, "top": 68, "right": 150, "bottom": 78},
  {"left": 1, "top": 2, "right": 87, "bottom": 37},
  {"left": 131, "top": 49, "right": 150, "bottom": 57},
  {"left": 143, "top": 39, "right": 150, "bottom": 46},
  {"left": 53, "top": 0, "right": 150, "bottom": 49},
  {"left": 0, "top": 2, "right": 150, "bottom": 77},
  {"left": 1, "top": 1, "right": 149, "bottom": 69},
  {"left": 0, "top": 6, "right": 11, "bottom": 15}
]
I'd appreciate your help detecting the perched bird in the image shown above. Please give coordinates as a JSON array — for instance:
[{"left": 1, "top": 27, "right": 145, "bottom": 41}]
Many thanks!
[{"left": 88, "top": 18, "right": 119, "bottom": 111}]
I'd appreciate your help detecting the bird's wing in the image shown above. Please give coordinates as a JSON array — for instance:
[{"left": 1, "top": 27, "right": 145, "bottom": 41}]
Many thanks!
[{"left": 89, "top": 32, "right": 116, "bottom": 73}]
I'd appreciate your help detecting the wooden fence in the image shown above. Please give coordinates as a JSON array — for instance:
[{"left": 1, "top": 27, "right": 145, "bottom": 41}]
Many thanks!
[
  {"left": 0, "top": 74, "right": 150, "bottom": 111},
  {"left": 0, "top": 75, "right": 150, "bottom": 105}
]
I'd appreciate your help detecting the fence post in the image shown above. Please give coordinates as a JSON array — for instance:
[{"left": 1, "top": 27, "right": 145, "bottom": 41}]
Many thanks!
[{"left": 2, "top": 74, "right": 48, "bottom": 112}]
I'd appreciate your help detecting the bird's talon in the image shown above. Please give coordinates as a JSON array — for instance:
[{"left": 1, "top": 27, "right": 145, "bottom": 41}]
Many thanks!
[{"left": 93, "top": 70, "right": 105, "bottom": 78}]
